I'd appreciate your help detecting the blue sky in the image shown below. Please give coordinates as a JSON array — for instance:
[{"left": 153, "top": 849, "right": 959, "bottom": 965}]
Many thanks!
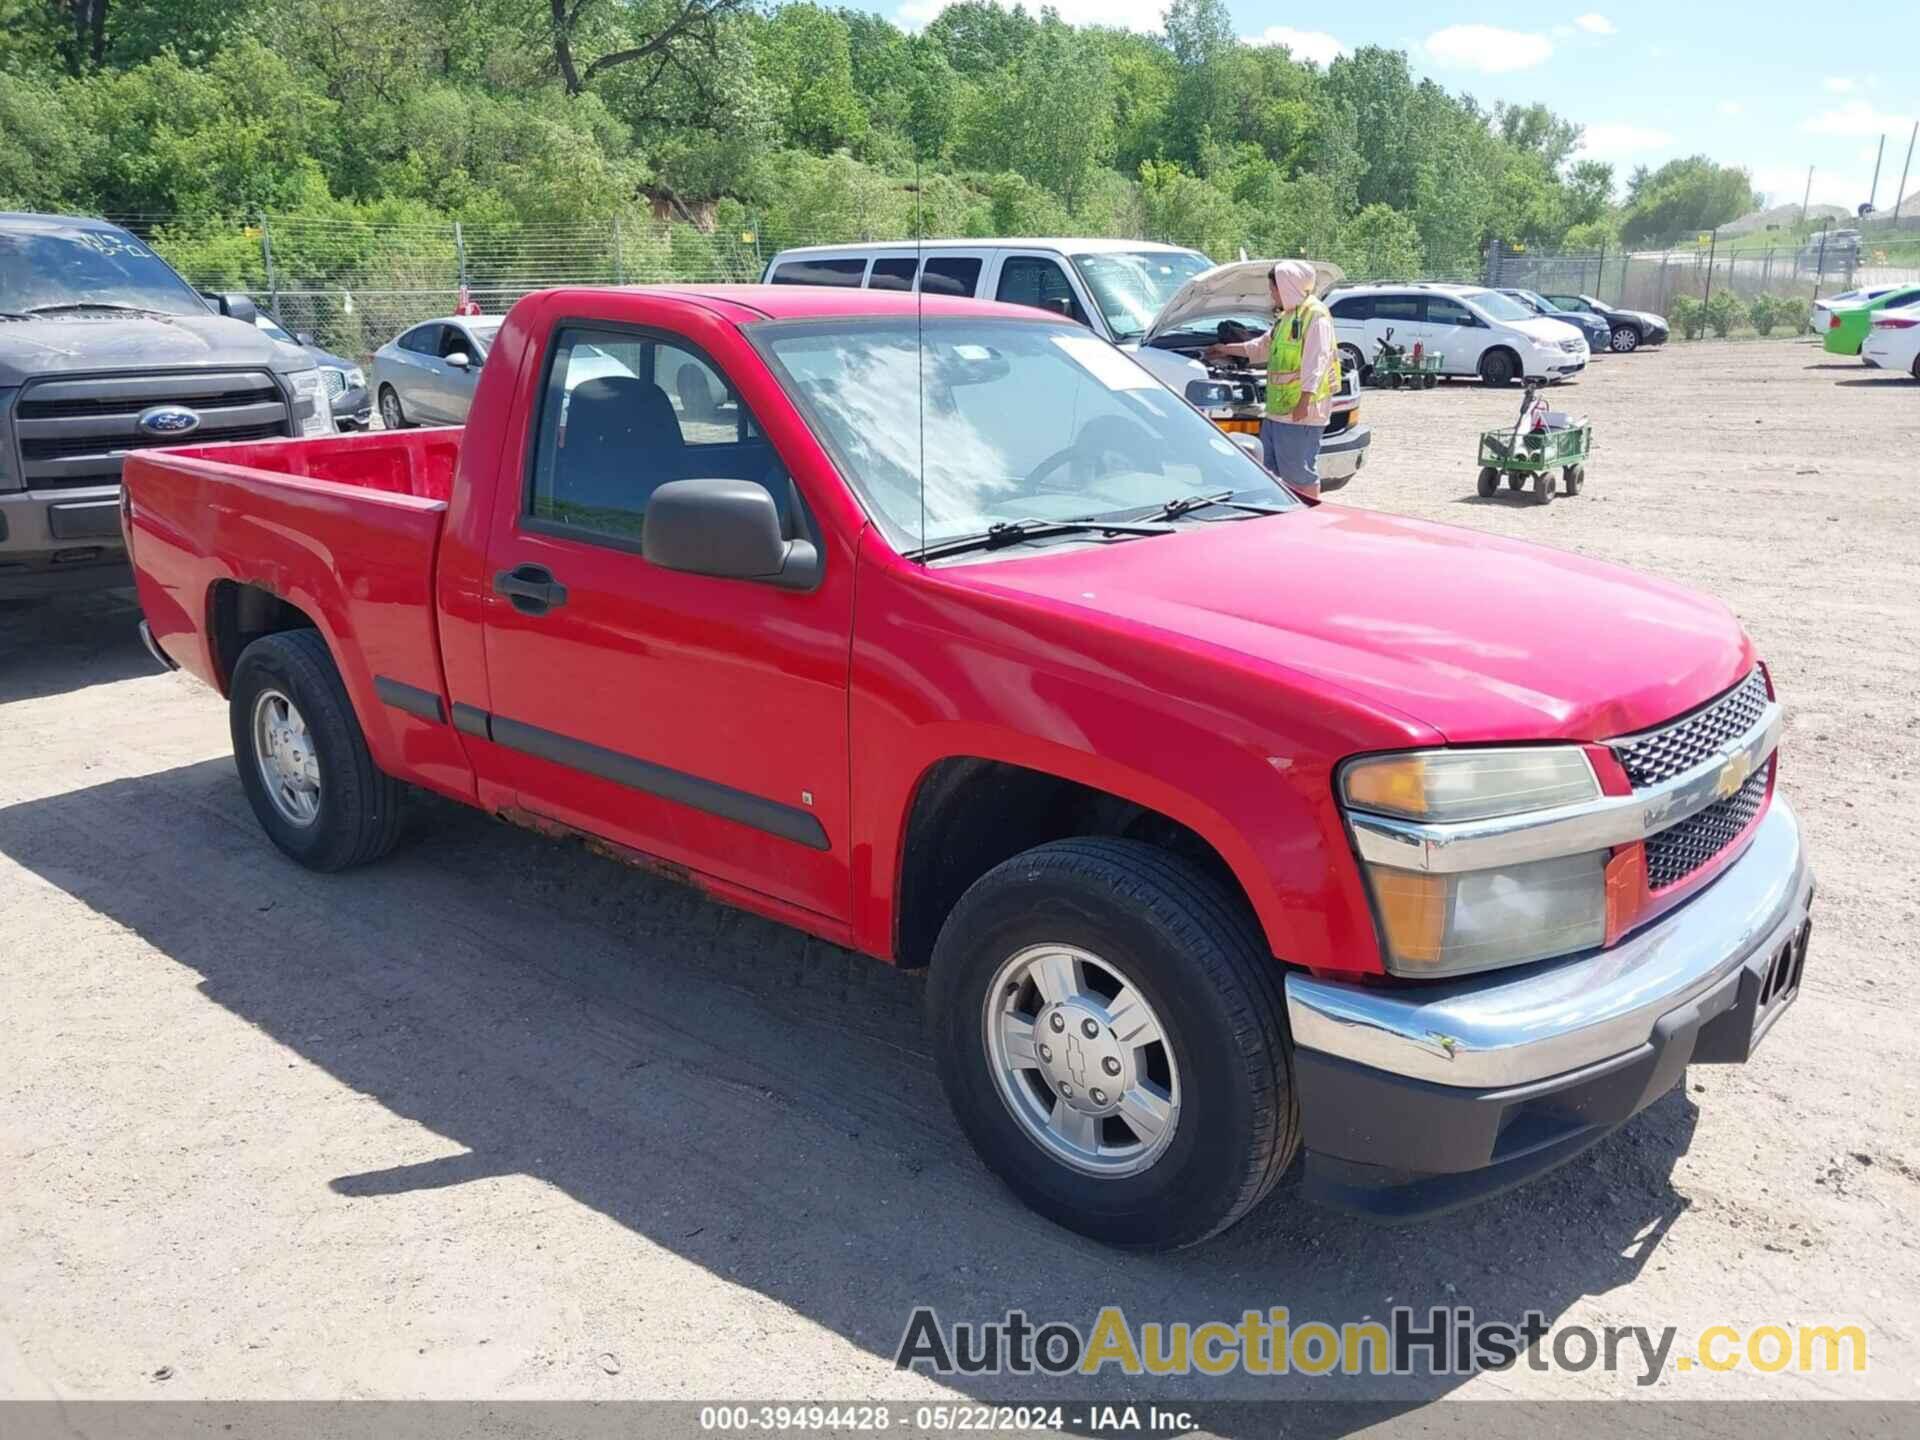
[{"left": 875, "top": 1, "right": 1920, "bottom": 213}]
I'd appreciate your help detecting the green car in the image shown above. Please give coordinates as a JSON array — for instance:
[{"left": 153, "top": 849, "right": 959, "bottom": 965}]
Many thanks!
[{"left": 1823, "top": 284, "right": 1920, "bottom": 355}]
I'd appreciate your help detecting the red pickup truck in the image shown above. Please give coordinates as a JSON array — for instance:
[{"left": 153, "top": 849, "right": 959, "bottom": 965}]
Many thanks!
[{"left": 124, "top": 285, "right": 1814, "bottom": 1249}]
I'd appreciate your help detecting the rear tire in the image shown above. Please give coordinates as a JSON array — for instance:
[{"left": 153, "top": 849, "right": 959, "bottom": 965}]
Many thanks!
[
  {"left": 929, "top": 838, "right": 1297, "bottom": 1250},
  {"left": 1479, "top": 349, "right": 1519, "bottom": 386},
  {"left": 1533, "top": 471, "right": 1556, "bottom": 504},
  {"left": 1565, "top": 463, "right": 1586, "bottom": 495},
  {"left": 1508, "top": 472, "right": 1528, "bottom": 491},
  {"left": 1477, "top": 466, "right": 1501, "bottom": 497},
  {"left": 230, "top": 630, "right": 404, "bottom": 872}
]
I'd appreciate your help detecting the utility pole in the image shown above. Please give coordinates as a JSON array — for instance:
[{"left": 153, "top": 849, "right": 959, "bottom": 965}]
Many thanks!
[
  {"left": 1894, "top": 123, "right": 1917, "bottom": 224},
  {"left": 258, "top": 216, "right": 278, "bottom": 320},
  {"left": 1702, "top": 228, "right": 1718, "bottom": 313},
  {"left": 1801, "top": 166, "right": 1814, "bottom": 226},
  {"left": 1867, "top": 134, "right": 1886, "bottom": 214}
]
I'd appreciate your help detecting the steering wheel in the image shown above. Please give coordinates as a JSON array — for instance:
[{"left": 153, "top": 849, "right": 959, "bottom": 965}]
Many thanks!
[{"left": 1022, "top": 416, "right": 1164, "bottom": 492}]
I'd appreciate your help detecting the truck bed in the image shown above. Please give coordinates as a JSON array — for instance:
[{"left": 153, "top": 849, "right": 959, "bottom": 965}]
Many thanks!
[{"left": 124, "top": 428, "right": 476, "bottom": 801}]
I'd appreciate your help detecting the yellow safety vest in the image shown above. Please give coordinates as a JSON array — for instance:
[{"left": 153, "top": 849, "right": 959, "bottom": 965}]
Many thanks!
[{"left": 1266, "top": 296, "right": 1340, "bottom": 417}]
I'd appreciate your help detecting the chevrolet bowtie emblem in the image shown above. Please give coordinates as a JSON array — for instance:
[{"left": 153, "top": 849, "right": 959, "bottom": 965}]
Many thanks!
[{"left": 1713, "top": 749, "right": 1754, "bottom": 800}]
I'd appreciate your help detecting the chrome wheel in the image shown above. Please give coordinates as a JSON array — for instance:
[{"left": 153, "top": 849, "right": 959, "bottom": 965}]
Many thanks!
[
  {"left": 982, "top": 943, "right": 1180, "bottom": 1178},
  {"left": 252, "top": 688, "right": 321, "bottom": 828},
  {"left": 1611, "top": 327, "right": 1638, "bottom": 353}
]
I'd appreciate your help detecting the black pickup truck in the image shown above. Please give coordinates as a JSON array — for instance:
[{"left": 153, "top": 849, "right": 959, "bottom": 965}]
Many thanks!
[{"left": 1, "top": 213, "right": 334, "bottom": 598}]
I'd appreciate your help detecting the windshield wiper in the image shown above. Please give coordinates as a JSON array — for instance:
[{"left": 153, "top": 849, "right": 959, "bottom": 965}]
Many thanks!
[
  {"left": 25, "top": 302, "right": 170, "bottom": 317},
  {"left": 911, "top": 517, "right": 1174, "bottom": 563},
  {"left": 1145, "top": 490, "right": 1288, "bottom": 522}
]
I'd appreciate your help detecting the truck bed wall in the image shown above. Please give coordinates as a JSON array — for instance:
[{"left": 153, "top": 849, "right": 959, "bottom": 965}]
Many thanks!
[{"left": 124, "top": 440, "right": 478, "bottom": 805}]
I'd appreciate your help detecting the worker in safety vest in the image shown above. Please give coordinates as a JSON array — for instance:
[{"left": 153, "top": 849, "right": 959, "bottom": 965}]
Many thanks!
[{"left": 1204, "top": 259, "right": 1339, "bottom": 498}]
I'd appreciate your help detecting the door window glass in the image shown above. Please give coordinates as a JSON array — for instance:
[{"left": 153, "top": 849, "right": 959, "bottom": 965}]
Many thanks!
[
  {"left": 868, "top": 258, "right": 919, "bottom": 291},
  {"left": 1372, "top": 295, "right": 1422, "bottom": 323},
  {"left": 399, "top": 324, "right": 443, "bottom": 355},
  {"left": 528, "top": 328, "right": 781, "bottom": 547},
  {"left": 919, "top": 257, "right": 982, "bottom": 297},
  {"left": 770, "top": 257, "right": 867, "bottom": 287},
  {"left": 1426, "top": 297, "right": 1476, "bottom": 328},
  {"left": 995, "top": 257, "right": 1089, "bottom": 325}
]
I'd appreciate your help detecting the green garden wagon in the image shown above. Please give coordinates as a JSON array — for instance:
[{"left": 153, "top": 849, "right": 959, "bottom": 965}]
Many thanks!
[{"left": 1476, "top": 417, "right": 1592, "bottom": 505}]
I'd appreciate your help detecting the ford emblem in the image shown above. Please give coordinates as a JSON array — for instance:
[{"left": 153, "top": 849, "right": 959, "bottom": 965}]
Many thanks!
[{"left": 137, "top": 404, "right": 201, "bottom": 437}]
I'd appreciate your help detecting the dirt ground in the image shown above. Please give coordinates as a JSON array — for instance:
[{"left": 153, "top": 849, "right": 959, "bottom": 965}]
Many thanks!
[{"left": 2, "top": 338, "right": 1917, "bottom": 1420}]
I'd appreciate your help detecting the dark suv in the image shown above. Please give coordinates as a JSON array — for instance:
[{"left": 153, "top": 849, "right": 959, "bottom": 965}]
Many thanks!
[{"left": 1, "top": 213, "right": 334, "bottom": 598}]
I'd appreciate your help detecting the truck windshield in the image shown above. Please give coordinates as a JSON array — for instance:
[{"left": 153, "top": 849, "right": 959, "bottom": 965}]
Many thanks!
[
  {"left": 756, "top": 316, "right": 1297, "bottom": 556},
  {"left": 0, "top": 224, "right": 209, "bottom": 316},
  {"left": 1071, "top": 251, "right": 1213, "bottom": 341}
]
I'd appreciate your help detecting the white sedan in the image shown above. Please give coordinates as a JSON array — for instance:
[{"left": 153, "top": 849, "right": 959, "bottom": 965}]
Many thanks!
[{"left": 1860, "top": 305, "right": 1920, "bottom": 380}]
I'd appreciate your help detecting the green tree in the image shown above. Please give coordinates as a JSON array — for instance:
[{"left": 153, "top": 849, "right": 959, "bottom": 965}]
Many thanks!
[
  {"left": 756, "top": 5, "right": 867, "bottom": 152},
  {"left": 1619, "top": 156, "right": 1758, "bottom": 246},
  {"left": 925, "top": 0, "right": 1035, "bottom": 78},
  {"left": 953, "top": 19, "right": 1113, "bottom": 209}
]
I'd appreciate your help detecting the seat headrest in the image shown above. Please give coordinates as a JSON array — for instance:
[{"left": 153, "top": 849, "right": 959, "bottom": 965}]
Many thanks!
[{"left": 566, "top": 376, "right": 683, "bottom": 453}]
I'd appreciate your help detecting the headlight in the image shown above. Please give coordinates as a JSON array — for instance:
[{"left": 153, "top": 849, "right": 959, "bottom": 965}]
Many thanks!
[
  {"left": 287, "top": 369, "right": 335, "bottom": 437},
  {"left": 346, "top": 366, "right": 366, "bottom": 390},
  {"left": 1342, "top": 748, "right": 1608, "bottom": 977}
]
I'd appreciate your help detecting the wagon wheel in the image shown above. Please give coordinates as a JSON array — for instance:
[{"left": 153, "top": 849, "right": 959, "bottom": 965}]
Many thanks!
[
  {"left": 1564, "top": 463, "right": 1586, "bottom": 495},
  {"left": 1477, "top": 466, "right": 1501, "bottom": 498},
  {"left": 1533, "top": 470, "right": 1555, "bottom": 505},
  {"left": 1508, "top": 472, "right": 1527, "bottom": 491}
]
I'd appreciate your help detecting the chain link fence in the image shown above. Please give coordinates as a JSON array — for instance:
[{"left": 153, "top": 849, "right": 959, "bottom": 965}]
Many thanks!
[{"left": 135, "top": 207, "right": 1920, "bottom": 365}]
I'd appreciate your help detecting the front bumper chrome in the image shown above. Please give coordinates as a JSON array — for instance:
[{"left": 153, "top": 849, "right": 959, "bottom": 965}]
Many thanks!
[{"left": 1287, "top": 795, "right": 1812, "bottom": 1089}]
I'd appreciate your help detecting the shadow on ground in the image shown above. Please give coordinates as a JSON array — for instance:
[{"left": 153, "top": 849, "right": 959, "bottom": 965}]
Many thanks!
[
  {"left": 0, "top": 590, "right": 155, "bottom": 705},
  {"left": 0, "top": 754, "right": 1702, "bottom": 1428}
]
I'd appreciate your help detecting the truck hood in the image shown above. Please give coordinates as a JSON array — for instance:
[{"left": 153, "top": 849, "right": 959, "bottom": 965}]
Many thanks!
[
  {"left": 0, "top": 312, "right": 303, "bottom": 386},
  {"left": 961, "top": 506, "right": 1752, "bottom": 744},
  {"left": 1141, "top": 259, "right": 1343, "bottom": 345}
]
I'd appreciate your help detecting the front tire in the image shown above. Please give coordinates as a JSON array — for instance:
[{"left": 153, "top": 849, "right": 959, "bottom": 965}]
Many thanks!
[
  {"left": 230, "top": 630, "right": 404, "bottom": 872},
  {"left": 1609, "top": 325, "right": 1640, "bottom": 353},
  {"left": 1339, "top": 344, "right": 1368, "bottom": 387},
  {"left": 378, "top": 384, "right": 409, "bottom": 430},
  {"left": 929, "top": 838, "right": 1297, "bottom": 1250},
  {"left": 1479, "top": 349, "right": 1518, "bottom": 386}
]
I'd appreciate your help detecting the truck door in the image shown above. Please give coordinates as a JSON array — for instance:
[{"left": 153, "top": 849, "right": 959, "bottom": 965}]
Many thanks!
[{"left": 476, "top": 321, "right": 853, "bottom": 925}]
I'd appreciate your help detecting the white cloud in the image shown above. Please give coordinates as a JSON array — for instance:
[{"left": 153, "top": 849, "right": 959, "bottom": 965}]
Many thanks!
[
  {"left": 1574, "top": 13, "right": 1616, "bottom": 35},
  {"left": 1717, "top": 100, "right": 1743, "bottom": 116},
  {"left": 1805, "top": 99, "right": 1917, "bottom": 137},
  {"left": 1422, "top": 25, "right": 1554, "bottom": 73},
  {"left": 1576, "top": 122, "right": 1675, "bottom": 159},
  {"left": 1822, "top": 76, "right": 1856, "bottom": 94},
  {"left": 895, "top": 0, "right": 1162, "bottom": 29},
  {"left": 1244, "top": 26, "right": 1347, "bottom": 65}
]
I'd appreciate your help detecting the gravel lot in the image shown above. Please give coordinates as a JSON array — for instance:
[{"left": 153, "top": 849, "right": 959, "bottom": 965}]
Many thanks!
[{"left": 2, "top": 338, "right": 1917, "bottom": 1417}]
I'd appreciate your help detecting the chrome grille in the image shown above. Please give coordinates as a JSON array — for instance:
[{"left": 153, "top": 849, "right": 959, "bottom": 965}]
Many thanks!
[
  {"left": 320, "top": 367, "right": 348, "bottom": 399},
  {"left": 12, "top": 371, "right": 292, "bottom": 490},
  {"left": 1644, "top": 763, "right": 1771, "bottom": 891},
  {"left": 1610, "top": 669, "right": 1770, "bottom": 788}
]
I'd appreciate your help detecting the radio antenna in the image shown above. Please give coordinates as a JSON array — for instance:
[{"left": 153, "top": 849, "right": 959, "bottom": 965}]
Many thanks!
[{"left": 915, "top": 158, "right": 926, "bottom": 561}]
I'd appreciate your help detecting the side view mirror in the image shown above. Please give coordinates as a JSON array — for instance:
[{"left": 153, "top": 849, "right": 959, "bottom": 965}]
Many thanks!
[
  {"left": 295, "top": 331, "right": 314, "bottom": 347},
  {"left": 445, "top": 351, "right": 472, "bottom": 370},
  {"left": 1043, "top": 296, "right": 1075, "bottom": 319},
  {"left": 642, "top": 479, "right": 820, "bottom": 591},
  {"left": 1185, "top": 379, "right": 1236, "bottom": 409},
  {"left": 219, "top": 293, "right": 258, "bottom": 324}
]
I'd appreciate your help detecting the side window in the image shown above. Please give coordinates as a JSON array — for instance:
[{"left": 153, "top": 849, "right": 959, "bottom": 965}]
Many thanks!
[
  {"left": 527, "top": 328, "right": 783, "bottom": 548},
  {"left": 1426, "top": 297, "right": 1476, "bottom": 328},
  {"left": 995, "top": 257, "right": 1090, "bottom": 325},
  {"left": 1373, "top": 295, "right": 1422, "bottom": 324},
  {"left": 868, "top": 258, "right": 918, "bottom": 292},
  {"left": 1330, "top": 295, "right": 1373, "bottom": 320},
  {"left": 399, "top": 324, "right": 442, "bottom": 355},
  {"left": 919, "top": 257, "right": 982, "bottom": 297},
  {"left": 770, "top": 258, "right": 867, "bottom": 287},
  {"left": 1547, "top": 295, "right": 1585, "bottom": 313},
  {"left": 1891, "top": 291, "right": 1920, "bottom": 310},
  {"left": 438, "top": 326, "right": 475, "bottom": 359}
]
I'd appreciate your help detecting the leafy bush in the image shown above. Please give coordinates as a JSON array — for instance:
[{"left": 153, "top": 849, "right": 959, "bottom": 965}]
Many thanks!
[
  {"left": 1763, "top": 293, "right": 1810, "bottom": 336},
  {"left": 1703, "top": 290, "right": 1744, "bottom": 338},
  {"left": 1748, "top": 294, "right": 1780, "bottom": 336},
  {"left": 1667, "top": 294, "right": 1705, "bottom": 340}
]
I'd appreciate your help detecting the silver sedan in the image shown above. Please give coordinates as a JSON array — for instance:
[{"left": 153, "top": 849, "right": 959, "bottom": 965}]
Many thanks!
[{"left": 370, "top": 316, "right": 503, "bottom": 428}]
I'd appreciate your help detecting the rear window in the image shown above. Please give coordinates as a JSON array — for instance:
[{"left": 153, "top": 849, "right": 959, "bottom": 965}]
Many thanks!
[
  {"left": 770, "top": 258, "right": 868, "bottom": 287},
  {"left": 920, "top": 257, "right": 982, "bottom": 297}
]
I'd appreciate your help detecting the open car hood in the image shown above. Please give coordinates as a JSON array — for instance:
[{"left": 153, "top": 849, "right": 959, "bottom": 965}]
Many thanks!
[{"left": 1141, "top": 259, "right": 1344, "bottom": 345}]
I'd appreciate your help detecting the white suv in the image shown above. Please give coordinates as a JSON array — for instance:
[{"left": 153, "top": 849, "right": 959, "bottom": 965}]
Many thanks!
[{"left": 1328, "top": 282, "right": 1589, "bottom": 386}]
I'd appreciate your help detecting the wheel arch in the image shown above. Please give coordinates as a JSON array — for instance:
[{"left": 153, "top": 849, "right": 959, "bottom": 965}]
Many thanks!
[
  {"left": 892, "top": 754, "right": 1271, "bottom": 971},
  {"left": 208, "top": 578, "right": 322, "bottom": 696}
]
